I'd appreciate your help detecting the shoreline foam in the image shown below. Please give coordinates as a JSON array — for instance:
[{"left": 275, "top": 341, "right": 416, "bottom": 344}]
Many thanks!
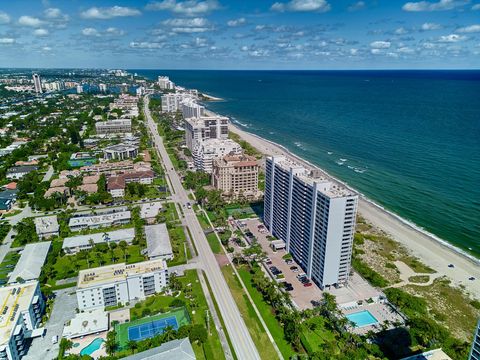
[
  {"left": 231, "top": 122, "right": 479, "bottom": 265},
  {"left": 227, "top": 121, "right": 480, "bottom": 297}
]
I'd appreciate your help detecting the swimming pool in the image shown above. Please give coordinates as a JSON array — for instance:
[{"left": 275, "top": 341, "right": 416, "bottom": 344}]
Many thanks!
[
  {"left": 80, "top": 338, "right": 104, "bottom": 356},
  {"left": 346, "top": 310, "right": 378, "bottom": 328}
]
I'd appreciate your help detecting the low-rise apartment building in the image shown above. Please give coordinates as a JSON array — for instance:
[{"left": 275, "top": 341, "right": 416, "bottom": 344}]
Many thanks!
[
  {"left": 0, "top": 282, "right": 45, "bottom": 360},
  {"left": 103, "top": 143, "right": 138, "bottom": 160},
  {"left": 6, "top": 166, "right": 38, "bottom": 180},
  {"left": 34, "top": 215, "right": 59, "bottom": 239},
  {"left": 76, "top": 259, "right": 168, "bottom": 310},
  {"left": 69, "top": 208, "right": 131, "bottom": 231},
  {"left": 212, "top": 154, "right": 259, "bottom": 199},
  {"left": 62, "top": 228, "right": 135, "bottom": 254},
  {"left": 95, "top": 119, "right": 132, "bottom": 134}
]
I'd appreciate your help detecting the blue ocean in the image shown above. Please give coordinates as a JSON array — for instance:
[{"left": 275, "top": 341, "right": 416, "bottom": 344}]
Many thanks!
[{"left": 134, "top": 70, "right": 480, "bottom": 258}]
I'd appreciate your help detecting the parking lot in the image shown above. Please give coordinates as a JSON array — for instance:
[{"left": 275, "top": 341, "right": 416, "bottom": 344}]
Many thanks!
[
  {"left": 241, "top": 218, "right": 323, "bottom": 309},
  {"left": 24, "top": 288, "right": 78, "bottom": 360}
]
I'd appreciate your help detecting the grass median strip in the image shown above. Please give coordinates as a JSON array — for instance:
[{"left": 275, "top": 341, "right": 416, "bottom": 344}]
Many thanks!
[{"left": 221, "top": 265, "right": 280, "bottom": 360}]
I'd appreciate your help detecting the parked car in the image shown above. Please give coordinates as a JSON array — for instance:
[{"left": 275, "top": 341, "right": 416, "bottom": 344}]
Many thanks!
[
  {"left": 285, "top": 259, "right": 293, "bottom": 265},
  {"left": 469, "top": 276, "right": 476, "bottom": 281},
  {"left": 296, "top": 273, "right": 307, "bottom": 279},
  {"left": 303, "top": 282, "right": 313, "bottom": 287},
  {"left": 290, "top": 266, "right": 299, "bottom": 272},
  {"left": 51, "top": 335, "right": 58, "bottom": 344},
  {"left": 448, "top": 264, "right": 455, "bottom": 268}
]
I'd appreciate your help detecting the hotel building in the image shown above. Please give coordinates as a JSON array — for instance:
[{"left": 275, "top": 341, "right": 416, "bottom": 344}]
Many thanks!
[
  {"left": 264, "top": 156, "right": 358, "bottom": 289},
  {"left": 212, "top": 154, "right": 259, "bottom": 199},
  {"left": 0, "top": 282, "right": 45, "bottom": 360},
  {"left": 76, "top": 259, "right": 168, "bottom": 310},
  {"left": 157, "top": 76, "right": 175, "bottom": 90}
]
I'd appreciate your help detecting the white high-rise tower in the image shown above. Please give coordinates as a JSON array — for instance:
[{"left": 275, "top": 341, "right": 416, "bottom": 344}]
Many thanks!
[
  {"left": 32, "top": 73, "right": 42, "bottom": 94},
  {"left": 264, "top": 156, "right": 358, "bottom": 289}
]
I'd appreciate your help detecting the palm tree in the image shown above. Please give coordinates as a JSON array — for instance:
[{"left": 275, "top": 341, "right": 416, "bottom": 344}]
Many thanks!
[
  {"left": 127, "top": 340, "right": 138, "bottom": 354},
  {"left": 119, "top": 240, "right": 128, "bottom": 262}
]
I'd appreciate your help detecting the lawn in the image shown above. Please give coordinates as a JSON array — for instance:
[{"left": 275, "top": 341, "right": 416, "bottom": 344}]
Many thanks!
[
  {"left": 300, "top": 317, "right": 336, "bottom": 354},
  {"left": 167, "top": 225, "right": 191, "bottom": 266},
  {"left": 221, "top": 265, "right": 280, "bottom": 360},
  {"left": 128, "top": 270, "right": 225, "bottom": 360},
  {"left": 0, "top": 250, "right": 20, "bottom": 283},
  {"left": 206, "top": 232, "right": 222, "bottom": 254},
  {"left": 237, "top": 266, "right": 295, "bottom": 359}
]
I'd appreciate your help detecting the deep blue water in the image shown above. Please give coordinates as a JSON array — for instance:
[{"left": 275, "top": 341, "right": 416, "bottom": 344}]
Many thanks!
[{"left": 134, "top": 70, "right": 480, "bottom": 257}]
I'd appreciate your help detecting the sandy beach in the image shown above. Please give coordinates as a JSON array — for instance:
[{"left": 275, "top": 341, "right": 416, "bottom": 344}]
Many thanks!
[{"left": 229, "top": 123, "right": 480, "bottom": 299}]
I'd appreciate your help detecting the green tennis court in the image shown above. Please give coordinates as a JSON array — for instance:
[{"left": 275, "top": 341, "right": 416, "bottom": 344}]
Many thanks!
[{"left": 115, "top": 307, "right": 190, "bottom": 349}]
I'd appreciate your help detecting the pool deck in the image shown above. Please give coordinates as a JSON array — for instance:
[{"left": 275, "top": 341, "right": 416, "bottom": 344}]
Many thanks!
[
  {"left": 66, "top": 332, "right": 107, "bottom": 359},
  {"left": 343, "top": 302, "right": 404, "bottom": 335}
]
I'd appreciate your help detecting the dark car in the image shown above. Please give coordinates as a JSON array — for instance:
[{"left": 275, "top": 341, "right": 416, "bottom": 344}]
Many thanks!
[
  {"left": 269, "top": 266, "right": 278, "bottom": 272},
  {"left": 469, "top": 276, "right": 476, "bottom": 281},
  {"left": 304, "top": 282, "right": 313, "bottom": 287},
  {"left": 448, "top": 264, "right": 455, "bottom": 268}
]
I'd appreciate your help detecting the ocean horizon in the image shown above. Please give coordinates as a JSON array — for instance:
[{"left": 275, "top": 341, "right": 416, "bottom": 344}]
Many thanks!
[{"left": 134, "top": 69, "right": 480, "bottom": 259}]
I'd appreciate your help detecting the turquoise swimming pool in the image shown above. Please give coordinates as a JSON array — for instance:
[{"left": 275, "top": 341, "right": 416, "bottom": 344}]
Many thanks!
[
  {"left": 346, "top": 310, "right": 378, "bottom": 328},
  {"left": 80, "top": 338, "right": 104, "bottom": 356}
]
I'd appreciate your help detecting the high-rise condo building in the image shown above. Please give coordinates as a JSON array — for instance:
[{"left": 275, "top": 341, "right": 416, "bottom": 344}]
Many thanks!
[
  {"left": 212, "top": 154, "right": 259, "bottom": 199},
  {"left": 470, "top": 319, "right": 480, "bottom": 360},
  {"left": 157, "top": 76, "right": 175, "bottom": 90},
  {"left": 264, "top": 156, "right": 358, "bottom": 289},
  {"left": 32, "top": 74, "right": 42, "bottom": 94},
  {"left": 184, "top": 115, "right": 229, "bottom": 152}
]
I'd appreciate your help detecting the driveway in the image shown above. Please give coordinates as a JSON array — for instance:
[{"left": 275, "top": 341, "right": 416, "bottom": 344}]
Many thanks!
[{"left": 23, "top": 288, "right": 78, "bottom": 360}]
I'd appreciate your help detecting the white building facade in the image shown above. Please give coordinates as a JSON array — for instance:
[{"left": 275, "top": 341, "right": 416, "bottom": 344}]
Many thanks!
[
  {"left": 76, "top": 259, "right": 168, "bottom": 310},
  {"left": 157, "top": 76, "right": 175, "bottom": 90},
  {"left": 193, "top": 139, "right": 242, "bottom": 173},
  {"left": 181, "top": 98, "right": 204, "bottom": 119},
  {"left": 184, "top": 115, "right": 229, "bottom": 152},
  {"left": 264, "top": 156, "right": 358, "bottom": 289}
]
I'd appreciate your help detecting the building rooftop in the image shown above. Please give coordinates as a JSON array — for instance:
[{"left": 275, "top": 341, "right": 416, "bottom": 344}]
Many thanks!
[
  {"left": 185, "top": 114, "right": 228, "bottom": 127},
  {"left": 145, "top": 223, "right": 172, "bottom": 259},
  {"left": 107, "top": 176, "right": 126, "bottom": 190},
  {"left": 270, "top": 155, "right": 355, "bottom": 198},
  {"left": 400, "top": 349, "right": 452, "bottom": 360},
  {"left": 8, "top": 242, "right": 51, "bottom": 283},
  {"left": 34, "top": 215, "right": 59, "bottom": 235},
  {"left": 122, "top": 338, "right": 195, "bottom": 360},
  {"left": 7, "top": 165, "right": 38, "bottom": 174},
  {"left": 221, "top": 154, "right": 258, "bottom": 167},
  {"left": 140, "top": 202, "right": 163, "bottom": 219},
  {"left": 69, "top": 209, "right": 131, "bottom": 228},
  {"left": 0, "top": 282, "right": 39, "bottom": 347},
  {"left": 62, "top": 308, "right": 109, "bottom": 339},
  {"left": 104, "top": 143, "right": 138, "bottom": 152},
  {"left": 77, "top": 259, "right": 167, "bottom": 289},
  {"left": 63, "top": 228, "right": 135, "bottom": 250},
  {"left": 96, "top": 119, "right": 131, "bottom": 126}
]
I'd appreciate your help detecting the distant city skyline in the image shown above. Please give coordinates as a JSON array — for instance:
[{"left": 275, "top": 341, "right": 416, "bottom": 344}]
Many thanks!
[{"left": 0, "top": 0, "right": 479, "bottom": 69}]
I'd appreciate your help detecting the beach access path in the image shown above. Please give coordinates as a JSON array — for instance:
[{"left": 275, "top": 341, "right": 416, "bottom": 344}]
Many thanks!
[{"left": 230, "top": 123, "right": 480, "bottom": 298}]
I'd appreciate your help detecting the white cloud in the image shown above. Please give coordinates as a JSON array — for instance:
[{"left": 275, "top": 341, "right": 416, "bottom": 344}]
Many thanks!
[
  {"left": 146, "top": 0, "right": 220, "bottom": 16},
  {"left": 473, "top": 3, "right": 480, "bottom": 9},
  {"left": 421, "top": 22, "right": 442, "bottom": 30},
  {"left": 0, "top": 38, "right": 15, "bottom": 44},
  {"left": 227, "top": 17, "right": 246, "bottom": 27},
  {"left": 106, "top": 27, "right": 125, "bottom": 36},
  {"left": 402, "top": 0, "right": 469, "bottom": 12},
  {"left": 0, "top": 11, "right": 11, "bottom": 24},
  {"left": 370, "top": 40, "right": 391, "bottom": 49},
  {"left": 81, "top": 27, "right": 99, "bottom": 36},
  {"left": 395, "top": 27, "right": 409, "bottom": 35},
  {"left": 80, "top": 6, "right": 141, "bottom": 19},
  {"left": 42, "top": 46, "right": 52, "bottom": 51},
  {"left": 347, "top": 1, "right": 365, "bottom": 11},
  {"left": 397, "top": 46, "right": 415, "bottom": 53},
  {"left": 130, "top": 41, "right": 164, "bottom": 49},
  {"left": 271, "top": 0, "right": 331, "bottom": 13},
  {"left": 349, "top": 48, "right": 358, "bottom": 55},
  {"left": 456, "top": 24, "right": 480, "bottom": 33},
  {"left": 370, "top": 49, "right": 382, "bottom": 54},
  {"left": 44, "top": 8, "right": 68, "bottom": 20},
  {"left": 18, "top": 16, "right": 44, "bottom": 27},
  {"left": 162, "top": 17, "right": 212, "bottom": 32},
  {"left": 33, "top": 28, "right": 49, "bottom": 37},
  {"left": 438, "top": 33, "right": 466, "bottom": 42}
]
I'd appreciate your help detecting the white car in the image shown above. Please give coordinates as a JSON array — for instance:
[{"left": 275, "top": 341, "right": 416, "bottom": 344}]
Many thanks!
[{"left": 51, "top": 335, "right": 58, "bottom": 344}]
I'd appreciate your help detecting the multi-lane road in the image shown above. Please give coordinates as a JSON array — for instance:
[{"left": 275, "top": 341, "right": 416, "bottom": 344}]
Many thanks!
[{"left": 144, "top": 96, "right": 261, "bottom": 360}]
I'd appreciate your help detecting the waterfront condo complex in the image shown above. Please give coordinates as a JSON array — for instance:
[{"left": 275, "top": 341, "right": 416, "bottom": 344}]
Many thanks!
[{"left": 264, "top": 156, "right": 358, "bottom": 289}]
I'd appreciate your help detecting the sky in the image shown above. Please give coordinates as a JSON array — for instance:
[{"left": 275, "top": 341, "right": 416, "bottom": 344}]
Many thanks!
[{"left": 0, "top": 0, "right": 479, "bottom": 69}]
